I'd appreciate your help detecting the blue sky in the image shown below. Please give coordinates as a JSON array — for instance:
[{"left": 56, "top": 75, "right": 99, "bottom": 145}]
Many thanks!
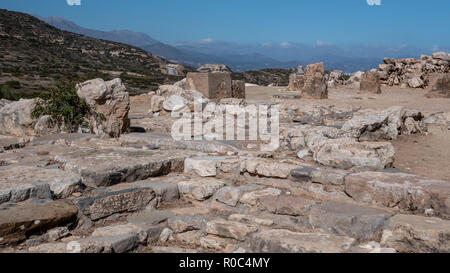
[{"left": 2, "top": 0, "right": 450, "bottom": 48}]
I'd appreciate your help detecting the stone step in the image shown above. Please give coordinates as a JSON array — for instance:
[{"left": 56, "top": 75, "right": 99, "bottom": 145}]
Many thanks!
[
  {"left": 0, "top": 200, "right": 78, "bottom": 246},
  {"left": 309, "top": 201, "right": 392, "bottom": 241},
  {"left": 380, "top": 214, "right": 450, "bottom": 253},
  {"left": 250, "top": 229, "right": 355, "bottom": 253},
  {"left": 345, "top": 171, "right": 450, "bottom": 219},
  {"left": 0, "top": 165, "right": 82, "bottom": 204},
  {"left": 54, "top": 147, "right": 193, "bottom": 187},
  {"left": 120, "top": 133, "right": 239, "bottom": 154}
]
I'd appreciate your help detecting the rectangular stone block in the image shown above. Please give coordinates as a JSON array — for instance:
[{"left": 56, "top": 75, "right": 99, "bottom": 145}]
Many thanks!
[{"left": 186, "top": 72, "right": 232, "bottom": 99}]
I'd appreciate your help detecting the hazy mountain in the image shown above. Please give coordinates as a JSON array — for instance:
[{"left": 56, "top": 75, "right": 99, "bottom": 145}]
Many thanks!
[
  {"left": 40, "top": 16, "right": 159, "bottom": 47},
  {"left": 35, "top": 15, "right": 448, "bottom": 73}
]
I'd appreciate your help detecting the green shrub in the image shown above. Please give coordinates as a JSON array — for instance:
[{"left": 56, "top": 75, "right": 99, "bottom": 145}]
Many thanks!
[{"left": 32, "top": 81, "right": 92, "bottom": 128}]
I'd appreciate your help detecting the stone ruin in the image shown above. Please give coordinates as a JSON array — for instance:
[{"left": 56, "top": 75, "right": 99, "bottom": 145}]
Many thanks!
[
  {"left": 360, "top": 70, "right": 382, "bottom": 94},
  {"left": 186, "top": 72, "right": 245, "bottom": 100},
  {"left": 286, "top": 62, "right": 328, "bottom": 99},
  {"left": 378, "top": 52, "right": 450, "bottom": 89},
  {"left": 1, "top": 66, "right": 450, "bottom": 254}
]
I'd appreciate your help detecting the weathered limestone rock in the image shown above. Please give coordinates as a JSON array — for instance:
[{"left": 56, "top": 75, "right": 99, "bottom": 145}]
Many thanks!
[
  {"left": 167, "top": 215, "right": 206, "bottom": 233},
  {"left": 311, "top": 168, "right": 349, "bottom": 186},
  {"left": 163, "top": 95, "right": 186, "bottom": 112},
  {"left": 108, "top": 178, "right": 180, "bottom": 202},
  {"left": 0, "top": 99, "right": 36, "bottom": 137},
  {"left": 92, "top": 223, "right": 146, "bottom": 244},
  {"left": 231, "top": 80, "right": 246, "bottom": 99},
  {"left": 228, "top": 214, "right": 274, "bottom": 227},
  {"left": 186, "top": 72, "right": 232, "bottom": 99},
  {"left": 55, "top": 147, "right": 187, "bottom": 187},
  {"left": 76, "top": 78, "right": 130, "bottom": 137},
  {"left": 290, "top": 166, "right": 318, "bottom": 183},
  {"left": 259, "top": 195, "right": 316, "bottom": 216},
  {"left": 184, "top": 156, "right": 228, "bottom": 177},
  {"left": 215, "top": 185, "right": 265, "bottom": 207},
  {"left": 381, "top": 214, "right": 450, "bottom": 253},
  {"left": 345, "top": 171, "right": 450, "bottom": 218},
  {"left": 120, "top": 133, "right": 238, "bottom": 154},
  {"left": 0, "top": 201, "right": 78, "bottom": 245},
  {"left": 205, "top": 219, "right": 258, "bottom": 241},
  {"left": 315, "top": 139, "right": 395, "bottom": 170},
  {"left": 341, "top": 107, "right": 426, "bottom": 141},
  {"left": 426, "top": 73, "right": 450, "bottom": 98},
  {"left": 0, "top": 166, "right": 82, "bottom": 203},
  {"left": 310, "top": 201, "right": 392, "bottom": 241},
  {"left": 178, "top": 178, "right": 226, "bottom": 201},
  {"left": 215, "top": 186, "right": 241, "bottom": 207},
  {"left": 149, "top": 95, "right": 165, "bottom": 113},
  {"left": 70, "top": 234, "right": 139, "bottom": 253},
  {"left": 75, "top": 188, "right": 156, "bottom": 220},
  {"left": 240, "top": 159, "right": 299, "bottom": 179},
  {"left": 251, "top": 229, "right": 355, "bottom": 253},
  {"left": 360, "top": 71, "right": 382, "bottom": 94},
  {"left": 301, "top": 63, "right": 328, "bottom": 99},
  {"left": 286, "top": 74, "right": 305, "bottom": 91},
  {"left": 239, "top": 188, "right": 282, "bottom": 206}
]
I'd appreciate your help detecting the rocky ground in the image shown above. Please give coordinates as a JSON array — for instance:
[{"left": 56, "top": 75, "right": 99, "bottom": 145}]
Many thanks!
[{"left": 0, "top": 82, "right": 449, "bottom": 253}]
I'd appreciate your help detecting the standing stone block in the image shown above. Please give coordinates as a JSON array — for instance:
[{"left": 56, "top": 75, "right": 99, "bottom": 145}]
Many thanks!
[
  {"left": 302, "top": 63, "right": 328, "bottom": 99},
  {"left": 286, "top": 74, "right": 305, "bottom": 91},
  {"left": 231, "top": 80, "right": 246, "bottom": 99},
  {"left": 360, "top": 71, "right": 382, "bottom": 94},
  {"left": 186, "top": 72, "right": 232, "bottom": 99},
  {"left": 426, "top": 73, "right": 450, "bottom": 98}
]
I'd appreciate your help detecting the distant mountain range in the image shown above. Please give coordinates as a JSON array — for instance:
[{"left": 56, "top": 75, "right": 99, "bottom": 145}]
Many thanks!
[{"left": 39, "top": 15, "right": 448, "bottom": 73}]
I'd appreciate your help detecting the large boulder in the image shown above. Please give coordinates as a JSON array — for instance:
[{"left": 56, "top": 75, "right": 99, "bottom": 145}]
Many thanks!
[
  {"left": 0, "top": 99, "right": 36, "bottom": 137},
  {"left": 76, "top": 78, "right": 130, "bottom": 137},
  {"left": 301, "top": 63, "right": 328, "bottom": 99},
  {"left": 360, "top": 70, "right": 382, "bottom": 94},
  {"left": 426, "top": 73, "right": 450, "bottom": 98}
]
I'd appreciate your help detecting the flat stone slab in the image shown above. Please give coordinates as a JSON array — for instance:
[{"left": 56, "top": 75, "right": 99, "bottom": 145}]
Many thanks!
[
  {"left": 345, "top": 171, "right": 450, "bottom": 219},
  {"left": 178, "top": 178, "right": 226, "bottom": 201},
  {"left": 106, "top": 177, "right": 181, "bottom": 202},
  {"left": 0, "top": 165, "right": 82, "bottom": 204},
  {"left": 381, "top": 214, "right": 450, "bottom": 253},
  {"left": 241, "top": 159, "right": 304, "bottom": 179},
  {"left": 184, "top": 156, "right": 230, "bottom": 177},
  {"left": 251, "top": 229, "right": 355, "bottom": 253},
  {"left": 54, "top": 147, "right": 190, "bottom": 187},
  {"left": 0, "top": 201, "right": 78, "bottom": 245},
  {"left": 205, "top": 219, "right": 258, "bottom": 241},
  {"left": 75, "top": 188, "right": 156, "bottom": 220},
  {"left": 259, "top": 195, "right": 317, "bottom": 216},
  {"left": 120, "top": 133, "right": 238, "bottom": 154},
  {"left": 310, "top": 201, "right": 392, "bottom": 241},
  {"left": 167, "top": 215, "right": 206, "bottom": 233}
]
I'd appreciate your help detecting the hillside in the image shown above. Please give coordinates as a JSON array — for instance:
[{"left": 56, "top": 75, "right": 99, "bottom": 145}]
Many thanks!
[{"left": 0, "top": 9, "right": 186, "bottom": 98}]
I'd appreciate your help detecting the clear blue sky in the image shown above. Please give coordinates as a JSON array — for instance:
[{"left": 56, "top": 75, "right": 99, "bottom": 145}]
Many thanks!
[{"left": 2, "top": 0, "right": 450, "bottom": 47}]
